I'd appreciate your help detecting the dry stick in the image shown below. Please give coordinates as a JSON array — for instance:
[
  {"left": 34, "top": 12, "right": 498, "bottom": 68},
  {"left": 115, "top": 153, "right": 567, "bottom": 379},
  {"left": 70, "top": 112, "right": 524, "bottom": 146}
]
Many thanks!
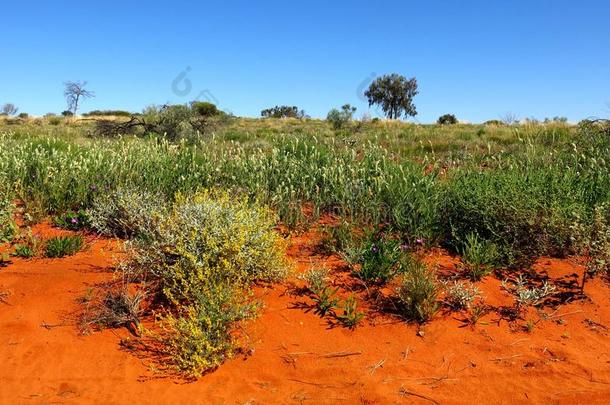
[
  {"left": 368, "top": 358, "right": 386, "bottom": 375},
  {"left": 510, "top": 338, "right": 529, "bottom": 346},
  {"left": 490, "top": 354, "right": 523, "bottom": 362},
  {"left": 319, "top": 351, "right": 362, "bottom": 358},
  {"left": 398, "top": 386, "right": 440, "bottom": 405},
  {"left": 547, "top": 310, "right": 583, "bottom": 320}
]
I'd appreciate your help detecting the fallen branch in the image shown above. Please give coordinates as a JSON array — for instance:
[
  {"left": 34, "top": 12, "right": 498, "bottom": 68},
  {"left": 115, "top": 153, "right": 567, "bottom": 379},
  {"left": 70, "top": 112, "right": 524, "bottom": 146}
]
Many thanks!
[{"left": 398, "top": 386, "right": 439, "bottom": 404}]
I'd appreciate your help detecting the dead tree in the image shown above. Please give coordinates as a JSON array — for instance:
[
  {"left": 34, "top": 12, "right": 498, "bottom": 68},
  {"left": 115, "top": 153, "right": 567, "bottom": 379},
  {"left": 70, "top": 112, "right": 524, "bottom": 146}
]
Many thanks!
[{"left": 64, "top": 81, "right": 95, "bottom": 115}]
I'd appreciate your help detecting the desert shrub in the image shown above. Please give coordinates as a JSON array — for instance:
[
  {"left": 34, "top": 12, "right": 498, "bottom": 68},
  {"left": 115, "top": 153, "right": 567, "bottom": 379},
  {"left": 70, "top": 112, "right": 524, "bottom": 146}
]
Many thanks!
[
  {"left": 443, "top": 280, "right": 481, "bottom": 310},
  {"left": 348, "top": 233, "right": 403, "bottom": 284},
  {"left": 326, "top": 104, "right": 357, "bottom": 130},
  {"left": 437, "top": 114, "right": 458, "bottom": 125},
  {"left": 459, "top": 233, "right": 500, "bottom": 280},
  {"left": 191, "top": 101, "right": 219, "bottom": 117},
  {"left": 18, "top": 113, "right": 28, "bottom": 119},
  {"left": 44, "top": 235, "right": 84, "bottom": 258},
  {"left": 159, "top": 284, "right": 256, "bottom": 377},
  {"left": 395, "top": 255, "right": 439, "bottom": 323},
  {"left": 88, "top": 188, "right": 164, "bottom": 239},
  {"left": 61, "top": 110, "right": 74, "bottom": 117},
  {"left": 0, "top": 198, "right": 18, "bottom": 243},
  {"left": 45, "top": 115, "right": 62, "bottom": 125},
  {"left": 53, "top": 210, "right": 90, "bottom": 231},
  {"left": 115, "top": 190, "right": 287, "bottom": 376},
  {"left": 130, "top": 190, "right": 287, "bottom": 302},
  {"left": 300, "top": 267, "right": 339, "bottom": 316},
  {"left": 484, "top": 120, "right": 504, "bottom": 126}
]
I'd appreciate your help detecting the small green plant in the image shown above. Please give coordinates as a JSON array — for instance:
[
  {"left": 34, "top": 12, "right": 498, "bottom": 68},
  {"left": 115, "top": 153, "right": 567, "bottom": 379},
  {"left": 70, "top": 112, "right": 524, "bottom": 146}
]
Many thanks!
[
  {"left": 443, "top": 280, "right": 481, "bottom": 310},
  {"left": 501, "top": 275, "right": 556, "bottom": 311},
  {"left": 463, "top": 303, "right": 489, "bottom": 326},
  {"left": 44, "top": 235, "right": 85, "bottom": 258},
  {"left": 460, "top": 233, "right": 499, "bottom": 280},
  {"left": 53, "top": 210, "right": 90, "bottom": 231},
  {"left": 335, "top": 295, "right": 365, "bottom": 329},
  {"left": 312, "top": 285, "right": 340, "bottom": 316},
  {"left": 396, "top": 255, "right": 439, "bottom": 323},
  {"left": 0, "top": 199, "right": 18, "bottom": 243},
  {"left": 14, "top": 244, "right": 34, "bottom": 258},
  {"left": 349, "top": 233, "right": 402, "bottom": 284}
]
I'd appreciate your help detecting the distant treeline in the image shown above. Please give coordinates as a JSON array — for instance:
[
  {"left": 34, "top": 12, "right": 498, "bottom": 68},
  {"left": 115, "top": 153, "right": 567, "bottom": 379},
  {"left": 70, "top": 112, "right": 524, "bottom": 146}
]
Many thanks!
[{"left": 83, "top": 110, "right": 135, "bottom": 117}]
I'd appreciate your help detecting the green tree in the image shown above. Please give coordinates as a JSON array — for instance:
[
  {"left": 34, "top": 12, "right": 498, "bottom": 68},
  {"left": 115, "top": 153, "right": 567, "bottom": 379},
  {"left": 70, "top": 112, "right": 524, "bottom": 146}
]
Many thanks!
[{"left": 364, "top": 74, "right": 418, "bottom": 120}]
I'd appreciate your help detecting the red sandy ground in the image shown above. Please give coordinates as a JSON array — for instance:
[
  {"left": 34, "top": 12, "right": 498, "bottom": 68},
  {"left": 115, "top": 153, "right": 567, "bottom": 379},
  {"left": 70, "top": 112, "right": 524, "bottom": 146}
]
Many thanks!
[{"left": 0, "top": 223, "right": 609, "bottom": 404}]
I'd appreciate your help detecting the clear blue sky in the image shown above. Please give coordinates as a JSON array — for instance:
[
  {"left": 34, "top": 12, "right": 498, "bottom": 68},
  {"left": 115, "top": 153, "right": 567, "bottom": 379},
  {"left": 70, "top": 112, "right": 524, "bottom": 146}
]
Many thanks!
[{"left": 2, "top": 0, "right": 609, "bottom": 122}]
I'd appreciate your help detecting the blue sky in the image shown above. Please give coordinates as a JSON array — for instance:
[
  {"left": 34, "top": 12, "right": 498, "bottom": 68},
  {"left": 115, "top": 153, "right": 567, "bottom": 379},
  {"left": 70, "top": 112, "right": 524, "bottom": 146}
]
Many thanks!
[{"left": 2, "top": 0, "right": 609, "bottom": 122}]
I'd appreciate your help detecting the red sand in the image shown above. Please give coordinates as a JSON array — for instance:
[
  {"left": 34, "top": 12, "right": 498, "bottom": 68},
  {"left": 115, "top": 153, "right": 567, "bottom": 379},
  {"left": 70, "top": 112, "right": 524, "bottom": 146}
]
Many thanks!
[{"left": 1, "top": 224, "right": 609, "bottom": 404}]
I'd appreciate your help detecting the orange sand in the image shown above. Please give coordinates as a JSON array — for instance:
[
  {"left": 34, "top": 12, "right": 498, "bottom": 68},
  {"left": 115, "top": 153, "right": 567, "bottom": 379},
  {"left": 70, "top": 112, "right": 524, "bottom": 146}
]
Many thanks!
[{"left": 0, "top": 223, "right": 609, "bottom": 404}]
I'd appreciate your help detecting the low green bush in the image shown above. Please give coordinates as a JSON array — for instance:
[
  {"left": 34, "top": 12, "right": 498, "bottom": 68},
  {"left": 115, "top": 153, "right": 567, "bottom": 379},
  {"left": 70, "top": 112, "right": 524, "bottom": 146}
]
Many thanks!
[
  {"left": 45, "top": 235, "right": 84, "bottom": 258},
  {"left": 395, "top": 255, "right": 439, "bottom": 323}
]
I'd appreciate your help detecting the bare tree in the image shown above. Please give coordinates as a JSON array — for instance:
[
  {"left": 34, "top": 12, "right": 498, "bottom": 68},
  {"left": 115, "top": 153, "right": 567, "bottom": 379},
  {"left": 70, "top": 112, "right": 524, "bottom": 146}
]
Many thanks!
[
  {"left": 1, "top": 103, "right": 18, "bottom": 116},
  {"left": 64, "top": 81, "right": 95, "bottom": 115},
  {"left": 500, "top": 112, "right": 519, "bottom": 125}
]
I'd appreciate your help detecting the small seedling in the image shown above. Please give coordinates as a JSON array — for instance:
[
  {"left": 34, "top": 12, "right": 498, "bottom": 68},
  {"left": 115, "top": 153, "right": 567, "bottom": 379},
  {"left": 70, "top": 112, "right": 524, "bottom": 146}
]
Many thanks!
[
  {"left": 45, "top": 235, "right": 85, "bottom": 258},
  {"left": 13, "top": 244, "right": 35, "bottom": 258},
  {"left": 460, "top": 233, "right": 499, "bottom": 280},
  {"left": 312, "top": 286, "right": 340, "bottom": 316},
  {"left": 336, "top": 295, "right": 365, "bottom": 328}
]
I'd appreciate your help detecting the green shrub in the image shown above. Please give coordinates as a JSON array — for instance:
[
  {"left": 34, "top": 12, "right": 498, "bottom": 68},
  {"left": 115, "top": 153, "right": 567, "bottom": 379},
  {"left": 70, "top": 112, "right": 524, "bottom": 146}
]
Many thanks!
[
  {"left": 326, "top": 104, "right": 356, "bottom": 130},
  {"left": 396, "top": 255, "right": 439, "bottom": 323},
  {"left": 45, "top": 235, "right": 84, "bottom": 258},
  {"left": 117, "top": 190, "right": 287, "bottom": 376},
  {"left": 61, "top": 110, "right": 74, "bottom": 117},
  {"left": 437, "top": 114, "right": 458, "bottom": 125},
  {"left": 130, "top": 190, "right": 287, "bottom": 303},
  {"left": 88, "top": 188, "right": 163, "bottom": 239},
  {"left": 191, "top": 101, "right": 219, "bottom": 117},
  {"left": 0, "top": 199, "right": 18, "bottom": 243},
  {"left": 18, "top": 112, "right": 28, "bottom": 119},
  {"left": 159, "top": 284, "right": 256, "bottom": 377}
]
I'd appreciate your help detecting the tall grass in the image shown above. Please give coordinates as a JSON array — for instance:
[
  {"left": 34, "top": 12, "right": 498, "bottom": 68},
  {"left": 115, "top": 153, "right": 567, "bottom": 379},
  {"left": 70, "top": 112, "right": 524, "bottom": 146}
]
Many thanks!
[{"left": 0, "top": 119, "right": 607, "bottom": 267}]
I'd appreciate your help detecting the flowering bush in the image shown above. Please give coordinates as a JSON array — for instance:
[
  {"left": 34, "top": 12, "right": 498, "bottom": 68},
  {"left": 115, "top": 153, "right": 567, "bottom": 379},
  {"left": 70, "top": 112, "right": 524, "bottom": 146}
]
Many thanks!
[{"left": 118, "top": 189, "right": 287, "bottom": 376}]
